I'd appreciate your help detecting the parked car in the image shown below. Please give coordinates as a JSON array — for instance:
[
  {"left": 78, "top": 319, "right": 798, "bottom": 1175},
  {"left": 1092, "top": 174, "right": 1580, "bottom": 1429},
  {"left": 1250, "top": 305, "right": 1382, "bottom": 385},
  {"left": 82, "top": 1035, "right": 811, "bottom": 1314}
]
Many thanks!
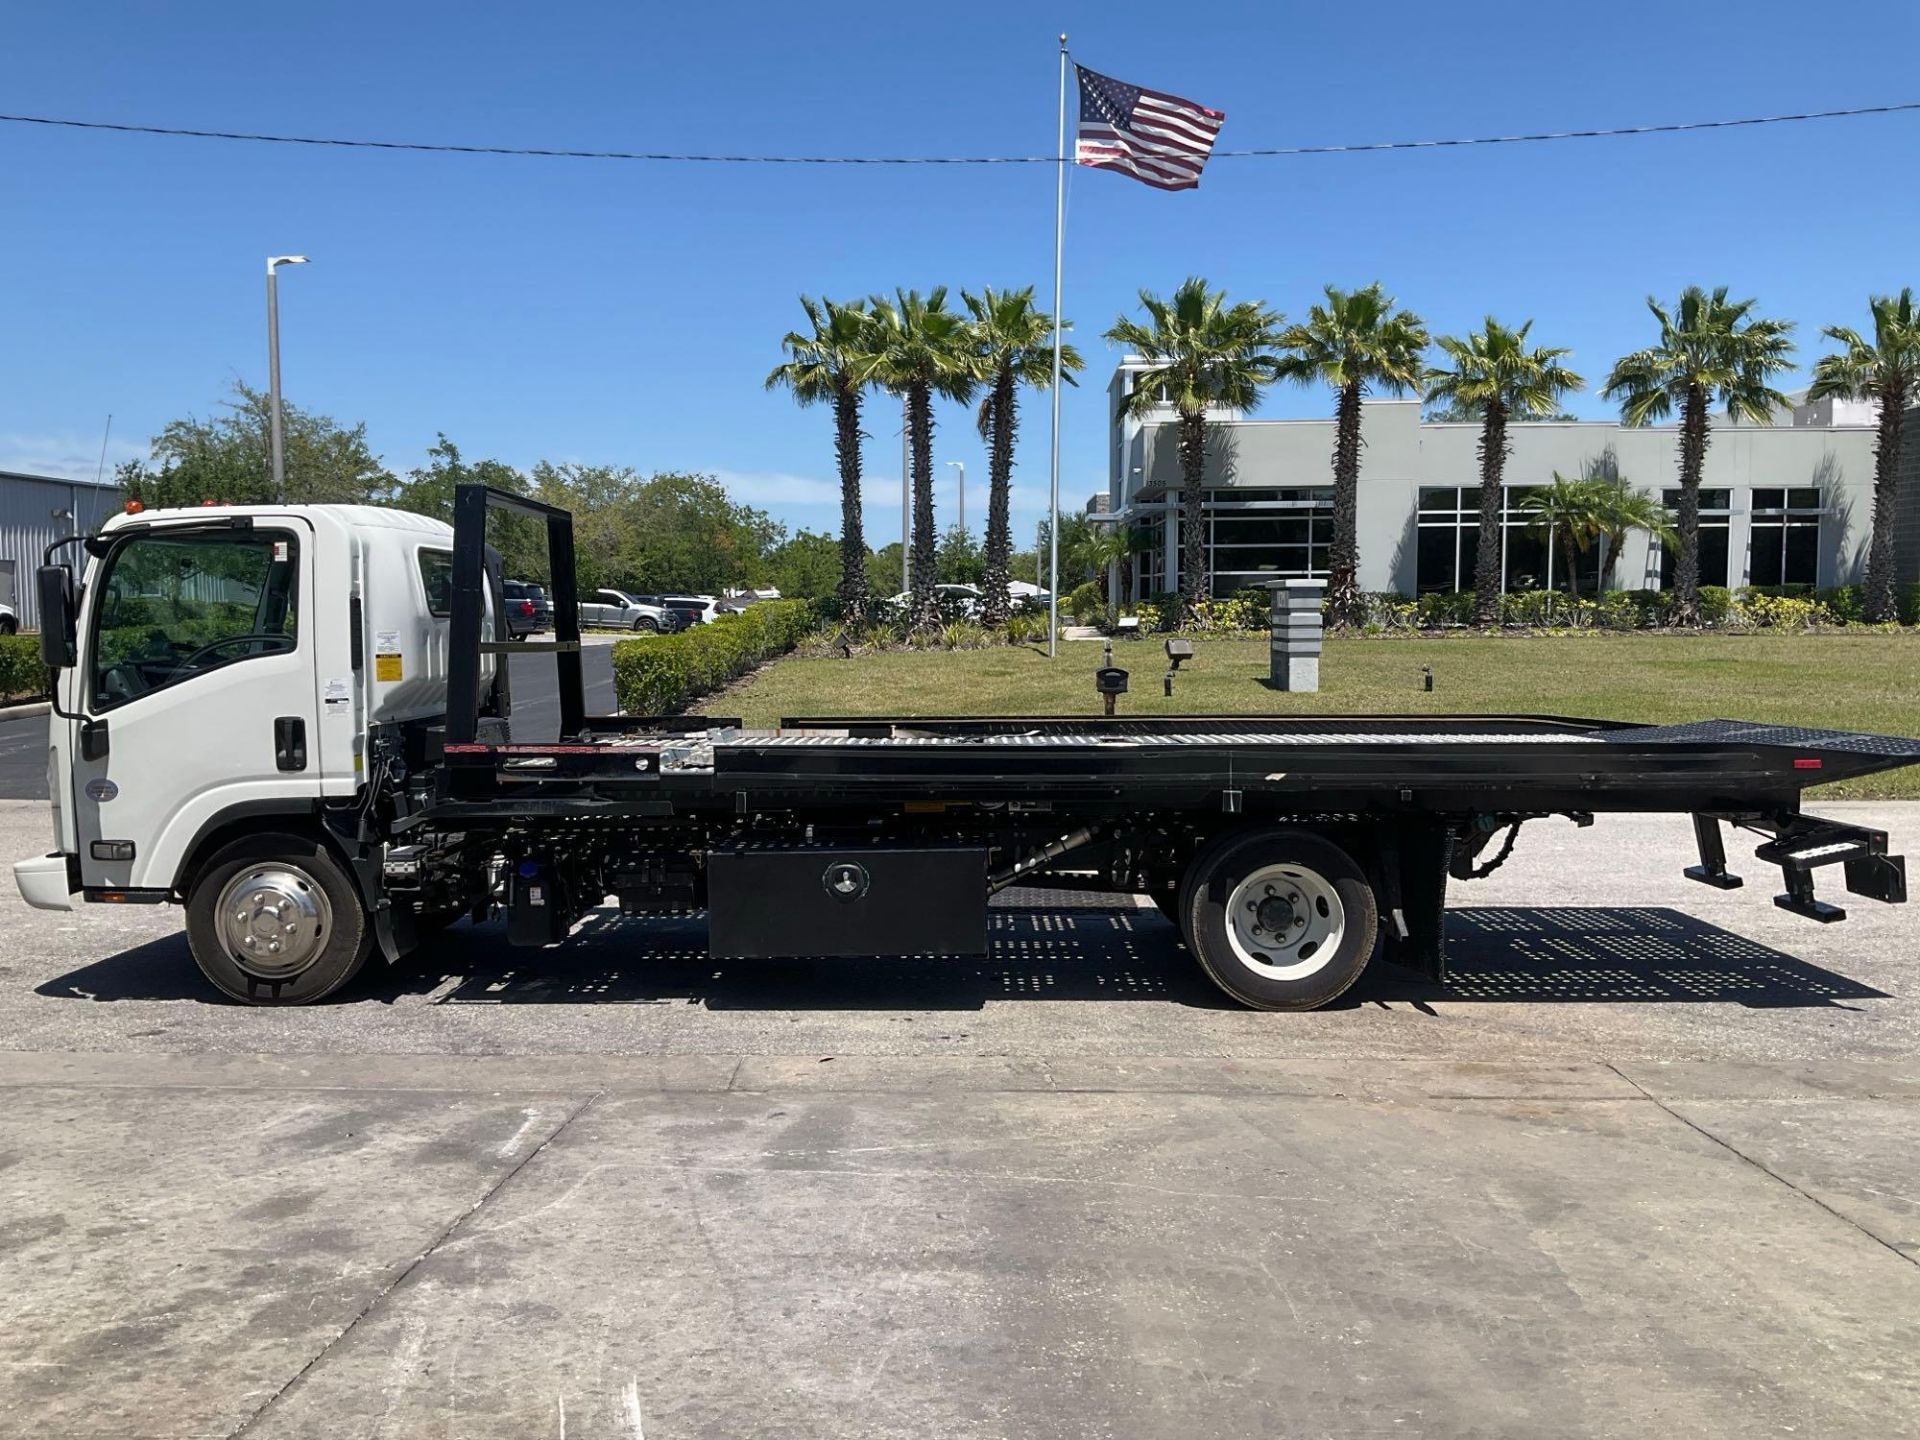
[
  {"left": 627, "top": 594, "right": 710, "bottom": 630},
  {"left": 889, "top": 584, "right": 984, "bottom": 618},
  {"left": 664, "top": 595, "right": 722, "bottom": 625},
  {"left": 500, "top": 580, "right": 551, "bottom": 639},
  {"left": 579, "top": 588, "right": 678, "bottom": 632}
]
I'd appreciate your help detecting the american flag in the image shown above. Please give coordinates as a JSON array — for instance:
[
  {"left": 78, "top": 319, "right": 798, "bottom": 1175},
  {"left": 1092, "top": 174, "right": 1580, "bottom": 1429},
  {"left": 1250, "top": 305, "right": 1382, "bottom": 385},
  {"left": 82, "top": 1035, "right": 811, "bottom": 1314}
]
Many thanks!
[{"left": 1074, "top": 64, "right": 1225, "bottom": 191}]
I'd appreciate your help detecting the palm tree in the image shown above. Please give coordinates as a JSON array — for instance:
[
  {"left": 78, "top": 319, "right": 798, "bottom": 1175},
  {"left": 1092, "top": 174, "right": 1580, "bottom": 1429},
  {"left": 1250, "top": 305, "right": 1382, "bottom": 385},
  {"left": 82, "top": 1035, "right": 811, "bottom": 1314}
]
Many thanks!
[
  {"left": 1425, "top": 319, "right": 1583, "bottom": 624},
  {"left": 1589, "top": 475, "right": 1676, "bottom": 592},
  {"left": 1105, "top": 277, "right": 1284, "bottom": 624},
  {"left": 1807, "top": 289, "right": 1920, "bottom": 622},
  {"left": 1519, "top": 475, "right": 1606, "bottom": 601},
  {"left": 1602, "top": 287, "right": 1795, "bottom": 625},
  {"left": 863, "top": 288, "right": 979, "bottom": 630},
  {"left": 962, "top": 286, "right": 1083, "bottom": 628},
  {"left": 1082, "top": 523, "right": 1133, "bottom": 603},
  {"left": 1276, "top": 284, "right": 1431, "bottom": 628},
  {"left": 766, "top": 296, "right": 876, "bottom": 621}
]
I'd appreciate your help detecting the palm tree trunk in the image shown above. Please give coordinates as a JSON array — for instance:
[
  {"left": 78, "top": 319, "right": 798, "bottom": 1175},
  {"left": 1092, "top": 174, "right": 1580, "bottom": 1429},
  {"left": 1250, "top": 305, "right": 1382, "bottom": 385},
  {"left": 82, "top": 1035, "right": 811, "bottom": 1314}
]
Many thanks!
[
  {"left": 1327, "top": 380, "right": 1365, "bottom": 628},
  {"left": 1562, "top": 533, "right": 1581, "bottom": 601},
  {"left": 980, "top": 369, "right": 1017, "bottom": 628},
  {"left": 908, "top": 381, "right": 939, "bottom": 631},
  {"left": 1472, "top": 399, "right": 1509, "bottom": 626},
  {"left": 833, "top": 382, "right": 867, "bottom": 624},
  {"left": 1671, "top": 384, "right": 1711, "bottom": 626},
  {"left": 1177, "top": 409, "right": 1208, "bottom": 622},
  {"left": 1863, "top": 384, "right": 1905, "bottom": 623}
]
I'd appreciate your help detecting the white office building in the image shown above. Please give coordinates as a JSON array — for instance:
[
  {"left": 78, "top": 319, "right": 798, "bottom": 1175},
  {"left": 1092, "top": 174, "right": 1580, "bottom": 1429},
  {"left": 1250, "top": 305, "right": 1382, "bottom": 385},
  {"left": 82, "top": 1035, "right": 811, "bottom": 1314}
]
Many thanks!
[{"left": 1104, "top": 358, "right": 1920, "bottom": 600}]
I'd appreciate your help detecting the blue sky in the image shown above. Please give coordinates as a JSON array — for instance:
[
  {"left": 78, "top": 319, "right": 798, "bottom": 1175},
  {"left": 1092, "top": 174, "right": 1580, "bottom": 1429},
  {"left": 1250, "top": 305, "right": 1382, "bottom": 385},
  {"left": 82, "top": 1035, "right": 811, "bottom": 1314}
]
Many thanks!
[{"left": 3, "top": 0, "right": 1915, "bottom": 544}]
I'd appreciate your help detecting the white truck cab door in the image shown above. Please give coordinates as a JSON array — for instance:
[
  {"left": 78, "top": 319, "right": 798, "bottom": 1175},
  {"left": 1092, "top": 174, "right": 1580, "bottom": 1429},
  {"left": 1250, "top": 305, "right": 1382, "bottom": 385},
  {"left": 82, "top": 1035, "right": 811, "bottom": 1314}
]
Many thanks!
[{"left": 69, "top": 518, "right": 320, "bottom": 895}]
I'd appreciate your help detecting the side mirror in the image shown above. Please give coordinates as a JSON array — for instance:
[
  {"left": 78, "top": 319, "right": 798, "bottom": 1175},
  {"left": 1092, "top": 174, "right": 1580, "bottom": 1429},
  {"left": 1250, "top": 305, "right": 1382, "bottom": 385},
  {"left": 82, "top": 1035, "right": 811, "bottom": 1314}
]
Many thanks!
[{"left": 36, "top": 565, "right": 75, "bottom": 669}]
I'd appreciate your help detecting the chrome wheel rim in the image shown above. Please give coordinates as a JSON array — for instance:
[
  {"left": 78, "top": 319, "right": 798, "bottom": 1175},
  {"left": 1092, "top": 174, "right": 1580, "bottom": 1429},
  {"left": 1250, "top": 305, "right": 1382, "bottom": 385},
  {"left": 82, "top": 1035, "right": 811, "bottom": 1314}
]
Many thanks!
[
  {"left": 1224, "top": 862, "right": 1345, "bottom": 980},
  {"left": 215, "top": 864, "right": 331, "bottom": 978}
]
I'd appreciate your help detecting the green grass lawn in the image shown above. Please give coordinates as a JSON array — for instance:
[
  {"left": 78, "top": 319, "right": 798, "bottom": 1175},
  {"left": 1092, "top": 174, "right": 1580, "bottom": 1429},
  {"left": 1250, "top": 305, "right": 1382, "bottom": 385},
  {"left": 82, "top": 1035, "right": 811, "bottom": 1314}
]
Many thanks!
[{"left": 725, "top": 632, "right": 1920, "bottom": 799}]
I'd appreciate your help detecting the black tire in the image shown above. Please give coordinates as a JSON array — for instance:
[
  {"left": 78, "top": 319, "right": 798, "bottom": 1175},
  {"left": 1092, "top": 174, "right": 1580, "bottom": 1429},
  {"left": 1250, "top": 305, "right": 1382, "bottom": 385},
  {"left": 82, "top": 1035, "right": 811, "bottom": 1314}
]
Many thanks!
[
  {"left": 0, "top": 616, "right": 15, "bottom": 636},
  {"left": 633, "top": 615, "right": 658, "bottom": 632},
  {"left": 1182, "top": 829, "right": 1377, "bottom": 1011},
  {"left": 185, "top": 833, "right": 372, "bottom": 1005}
]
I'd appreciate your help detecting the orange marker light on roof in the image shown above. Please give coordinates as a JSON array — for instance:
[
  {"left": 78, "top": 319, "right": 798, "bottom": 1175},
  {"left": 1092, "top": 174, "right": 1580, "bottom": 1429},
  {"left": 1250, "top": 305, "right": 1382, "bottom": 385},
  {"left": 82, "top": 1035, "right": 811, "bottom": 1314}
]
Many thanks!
[{"left": 123, "top": 499, "right": 144, "bottom": 514}]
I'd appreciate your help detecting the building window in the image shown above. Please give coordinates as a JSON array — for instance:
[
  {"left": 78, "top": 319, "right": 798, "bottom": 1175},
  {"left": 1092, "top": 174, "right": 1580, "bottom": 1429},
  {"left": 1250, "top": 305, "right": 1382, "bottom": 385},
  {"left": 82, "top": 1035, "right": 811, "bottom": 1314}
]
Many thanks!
[
  {"left": 1150, "top": 488, "right": 1334, "bottom": 598},
  {"left": 1417, "top": 485, "right": 1601, "bottom": 595},
  {"left": 1660, "top": 489, "right": 1731, "bottom": 590},
  {"left": 1747, "top": 487, "right": 1822, "bottom": 588},
  {"left": 1416, "top": 486, "right": 1480, "bottom": 594},
  {"left": 1134, "top": 519, "right": 1165, "bottom": 596},
  {"left": 1207, "top": 488, "right": 1332, "bottom": 597}
]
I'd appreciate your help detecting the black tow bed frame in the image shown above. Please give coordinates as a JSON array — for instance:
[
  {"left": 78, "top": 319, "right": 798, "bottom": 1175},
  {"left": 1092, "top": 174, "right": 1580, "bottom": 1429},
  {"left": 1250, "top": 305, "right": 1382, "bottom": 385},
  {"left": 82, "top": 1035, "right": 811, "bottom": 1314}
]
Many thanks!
[{"left": 432, "top": 482, "right": 1919, "bottom": 963}]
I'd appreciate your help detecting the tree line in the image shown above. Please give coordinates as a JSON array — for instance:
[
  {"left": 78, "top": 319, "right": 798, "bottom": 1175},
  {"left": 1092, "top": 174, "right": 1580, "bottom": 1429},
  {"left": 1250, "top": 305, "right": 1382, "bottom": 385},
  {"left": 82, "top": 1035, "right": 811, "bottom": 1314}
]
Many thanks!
[
  {"left": 779, "top": 280, "right": 1920, "bottom": 630},
  {"left": 767, "top": 286, "right": 1084, "bottom": 629},
  {"left": 114, "top": 384, "right": 867, "bottom": 598}
]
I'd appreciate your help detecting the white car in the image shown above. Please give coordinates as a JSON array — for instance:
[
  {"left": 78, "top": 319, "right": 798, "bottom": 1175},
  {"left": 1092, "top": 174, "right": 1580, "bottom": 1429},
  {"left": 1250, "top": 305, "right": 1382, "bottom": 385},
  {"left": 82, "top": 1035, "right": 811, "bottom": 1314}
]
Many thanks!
[
  {"left": 663, "top": 595, "right": 722, "bottom": 625},
  {"left": 579, "top": 589, "right": 677, "bottom": 632},
  {"left": 904, "top": 585, "right": 978, "bottom": 616}
]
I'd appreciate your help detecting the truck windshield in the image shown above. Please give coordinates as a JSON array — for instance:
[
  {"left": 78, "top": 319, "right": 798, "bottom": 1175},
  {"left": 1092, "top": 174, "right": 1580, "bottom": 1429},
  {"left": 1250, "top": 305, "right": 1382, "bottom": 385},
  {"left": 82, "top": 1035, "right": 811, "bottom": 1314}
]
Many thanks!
[{"left": 90, "top": 528, "right": 299, "bottom": 711}]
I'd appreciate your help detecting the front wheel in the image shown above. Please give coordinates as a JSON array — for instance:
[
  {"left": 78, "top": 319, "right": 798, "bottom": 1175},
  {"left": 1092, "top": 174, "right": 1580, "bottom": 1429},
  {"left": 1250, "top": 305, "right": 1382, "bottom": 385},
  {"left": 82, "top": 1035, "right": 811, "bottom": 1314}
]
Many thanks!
[
  {"left": 1182, "top": 829, "right": 1377, "bottom": 1011},
  {"left": 0, "top": 616, "right": 15, "bottom": 636},
  {"left": 632, "top": 615, "right": 658, "bottom": 632},
  {"left": 185, "top": 833, "right": 372, "bottom": 1005}
]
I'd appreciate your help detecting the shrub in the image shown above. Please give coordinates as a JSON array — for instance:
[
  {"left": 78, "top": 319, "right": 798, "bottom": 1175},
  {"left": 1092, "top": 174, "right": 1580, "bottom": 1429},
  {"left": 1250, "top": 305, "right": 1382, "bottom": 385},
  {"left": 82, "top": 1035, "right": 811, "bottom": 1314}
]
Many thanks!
[
  {"left": 1818, "top": 585, "right": 1865, "bottom": 624},
  {"left": 0, "top": 634, "right": 49, "bottom": 701},
  {"left": 1413, "top": 591, "right": 1475, "bottom": 628},
  {"left": 1903, "top": 582, "right": 1920, "bottom": 627},
  {"left": 1067, "top": 581, "right": 1103, "bottom": 623},
  {"left": 1004, "top": 611, "right": 1044, "bottom": 644},
  {"left": 1733, "top": 592, "right": 1832, "bottom": 631},
  {"left": 610, "top": 600, "right": 812, "bottom": 715},
  {"left": 1131, "top": 600, "right": 1166, "bottom": 633},
  {"left": 1696, "top": 586, "right": 1734, "bottom": 625}
]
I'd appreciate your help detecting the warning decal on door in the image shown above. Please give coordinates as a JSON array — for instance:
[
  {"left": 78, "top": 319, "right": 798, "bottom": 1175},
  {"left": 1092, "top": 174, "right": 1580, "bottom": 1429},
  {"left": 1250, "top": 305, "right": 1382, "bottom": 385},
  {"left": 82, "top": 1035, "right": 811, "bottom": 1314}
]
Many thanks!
[{"left": 374, "top": 653, "right": 403, "bottom": 682}]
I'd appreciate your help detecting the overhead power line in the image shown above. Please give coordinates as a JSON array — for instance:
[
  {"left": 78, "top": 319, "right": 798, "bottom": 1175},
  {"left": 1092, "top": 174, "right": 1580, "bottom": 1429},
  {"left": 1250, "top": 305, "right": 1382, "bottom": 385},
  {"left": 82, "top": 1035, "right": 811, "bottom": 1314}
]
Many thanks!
[{"left": 1, "top": 100, "right": 1916, "bottom": 165}]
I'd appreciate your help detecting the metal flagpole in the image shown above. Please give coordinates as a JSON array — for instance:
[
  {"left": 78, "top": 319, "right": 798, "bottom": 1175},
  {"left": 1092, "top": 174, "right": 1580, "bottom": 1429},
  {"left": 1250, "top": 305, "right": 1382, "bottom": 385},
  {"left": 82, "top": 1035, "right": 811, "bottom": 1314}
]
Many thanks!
[
  {"left": 900, "top": 392, "right": 911, "bottom": 598},
  {"left": 1047, "top": 33, "right": 1068, "bottom": 657}
]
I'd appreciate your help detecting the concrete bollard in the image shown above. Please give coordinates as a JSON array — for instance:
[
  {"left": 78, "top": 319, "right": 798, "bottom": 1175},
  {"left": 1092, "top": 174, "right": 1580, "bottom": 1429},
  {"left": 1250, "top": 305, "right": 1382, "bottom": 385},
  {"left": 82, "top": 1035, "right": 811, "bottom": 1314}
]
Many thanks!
[{"left": 1267, "top": 579, "right": 1324, "bottom": 692}]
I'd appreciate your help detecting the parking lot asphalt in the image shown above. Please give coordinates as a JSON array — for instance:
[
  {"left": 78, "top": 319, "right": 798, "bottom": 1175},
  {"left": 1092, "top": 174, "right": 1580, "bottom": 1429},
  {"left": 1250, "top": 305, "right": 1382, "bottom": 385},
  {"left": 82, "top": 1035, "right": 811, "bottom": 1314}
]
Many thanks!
[{"left": 3, "top": 798, "right": 1919, "bottom": 1436}]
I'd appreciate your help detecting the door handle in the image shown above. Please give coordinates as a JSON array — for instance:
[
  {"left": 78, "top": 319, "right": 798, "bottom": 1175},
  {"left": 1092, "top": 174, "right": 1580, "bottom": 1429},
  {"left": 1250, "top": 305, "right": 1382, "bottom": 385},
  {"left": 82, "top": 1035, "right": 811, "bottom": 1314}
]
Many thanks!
[{"left": 274, "top": 716, "right": 307, "bottom": 772}]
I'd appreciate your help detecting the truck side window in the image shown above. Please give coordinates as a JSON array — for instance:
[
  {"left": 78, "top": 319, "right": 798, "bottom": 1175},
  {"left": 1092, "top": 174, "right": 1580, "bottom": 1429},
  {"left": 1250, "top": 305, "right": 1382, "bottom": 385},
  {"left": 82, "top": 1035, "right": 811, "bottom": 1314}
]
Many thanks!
[
  {"left": 90, "top": 530, "right": 299, "bottom": 711},
  {"left": 418, "top": 549, "right": 454, "bottom": 617}
]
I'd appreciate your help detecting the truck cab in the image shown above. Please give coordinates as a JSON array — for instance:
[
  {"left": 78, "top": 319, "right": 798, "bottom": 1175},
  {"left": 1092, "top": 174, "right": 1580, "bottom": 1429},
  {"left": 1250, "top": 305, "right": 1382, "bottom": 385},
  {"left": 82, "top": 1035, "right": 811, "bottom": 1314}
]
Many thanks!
[{"left": 16, "top": 504, "right": 500, "bottom": 998}]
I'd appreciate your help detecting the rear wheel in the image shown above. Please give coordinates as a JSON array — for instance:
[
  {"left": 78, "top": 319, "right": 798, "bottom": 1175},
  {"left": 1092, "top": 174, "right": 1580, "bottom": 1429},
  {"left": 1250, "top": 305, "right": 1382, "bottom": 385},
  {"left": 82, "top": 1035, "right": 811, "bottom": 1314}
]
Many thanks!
[
  {"left": 1183, "top": 829, "right": 1377, "bottom": 1011},
  {"left": 185, "top": 833, "right": 372, "bottom": 1005},
  {"left": 0, "top": 615, "right": 15, "bottom": 636}
]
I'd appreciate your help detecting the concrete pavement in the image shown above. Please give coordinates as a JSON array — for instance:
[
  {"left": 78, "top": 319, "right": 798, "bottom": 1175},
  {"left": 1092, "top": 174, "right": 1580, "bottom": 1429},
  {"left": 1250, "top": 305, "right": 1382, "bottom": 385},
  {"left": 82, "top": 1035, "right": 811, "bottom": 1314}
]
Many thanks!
[{"left": 3, "top": 801, "right": 1919, "bottom": 1436}]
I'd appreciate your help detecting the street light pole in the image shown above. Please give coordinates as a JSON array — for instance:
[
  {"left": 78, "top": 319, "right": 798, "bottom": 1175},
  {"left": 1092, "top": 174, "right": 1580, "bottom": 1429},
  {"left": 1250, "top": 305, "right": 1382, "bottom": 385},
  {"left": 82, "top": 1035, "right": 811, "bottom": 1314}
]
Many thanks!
[
  {"left": 945, "top": 460, "right": 965, "bottom": 534},
  {"left": 266, "top": 255, "right": 309, "bottom": 501}
]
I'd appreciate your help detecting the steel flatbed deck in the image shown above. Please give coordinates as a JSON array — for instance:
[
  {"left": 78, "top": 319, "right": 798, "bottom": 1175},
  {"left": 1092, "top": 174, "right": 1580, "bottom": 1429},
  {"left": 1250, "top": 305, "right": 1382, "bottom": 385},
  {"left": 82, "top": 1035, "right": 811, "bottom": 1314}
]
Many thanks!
[
  {"left": 433, "top": 712, "right": 1920, "bottom": 818},
  {"left": 403, "top": 481, "right": 1920, "bottom": 1011}
]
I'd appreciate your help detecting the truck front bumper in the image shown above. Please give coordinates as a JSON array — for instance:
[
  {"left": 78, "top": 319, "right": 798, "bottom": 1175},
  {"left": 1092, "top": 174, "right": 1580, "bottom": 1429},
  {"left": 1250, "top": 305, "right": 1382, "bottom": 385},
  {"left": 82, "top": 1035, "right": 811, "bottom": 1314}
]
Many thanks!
[{"left": 15, "top": 853, "right": 77, "bottom": 911}]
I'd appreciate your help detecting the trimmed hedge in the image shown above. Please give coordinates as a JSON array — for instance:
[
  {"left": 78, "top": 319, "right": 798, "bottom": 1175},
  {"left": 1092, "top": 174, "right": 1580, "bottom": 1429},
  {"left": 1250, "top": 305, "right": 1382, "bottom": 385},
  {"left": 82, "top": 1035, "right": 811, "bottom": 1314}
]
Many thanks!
[
  {"left": 610, "top": 600, "right": 813, "bottom": 716},
  {"left": 0, "top": 634, "right": 49, "bottom": 701}
]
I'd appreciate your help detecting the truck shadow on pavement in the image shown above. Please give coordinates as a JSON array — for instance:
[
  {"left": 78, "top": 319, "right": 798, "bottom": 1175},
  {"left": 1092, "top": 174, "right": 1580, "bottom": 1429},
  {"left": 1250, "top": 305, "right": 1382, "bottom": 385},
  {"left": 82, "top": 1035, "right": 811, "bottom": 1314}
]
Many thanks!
[{"left": 37, "top": 903, "right": 1890, "bottom": 1011}]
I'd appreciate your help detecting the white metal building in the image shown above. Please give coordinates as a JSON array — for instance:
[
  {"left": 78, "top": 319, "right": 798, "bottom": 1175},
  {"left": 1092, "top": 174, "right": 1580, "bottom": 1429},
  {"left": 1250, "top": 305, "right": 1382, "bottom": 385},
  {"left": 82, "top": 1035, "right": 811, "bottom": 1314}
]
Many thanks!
[{"left": 0, "top": 470, "right": 125, "bottom": 629}]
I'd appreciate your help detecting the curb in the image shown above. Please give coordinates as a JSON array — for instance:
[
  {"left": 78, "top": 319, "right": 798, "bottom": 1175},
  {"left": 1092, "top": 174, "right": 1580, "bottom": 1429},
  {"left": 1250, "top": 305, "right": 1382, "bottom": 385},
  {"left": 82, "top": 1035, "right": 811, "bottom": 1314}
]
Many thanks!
[{"left": 0, "top": 701, "right": 49, "bottom": 722}]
